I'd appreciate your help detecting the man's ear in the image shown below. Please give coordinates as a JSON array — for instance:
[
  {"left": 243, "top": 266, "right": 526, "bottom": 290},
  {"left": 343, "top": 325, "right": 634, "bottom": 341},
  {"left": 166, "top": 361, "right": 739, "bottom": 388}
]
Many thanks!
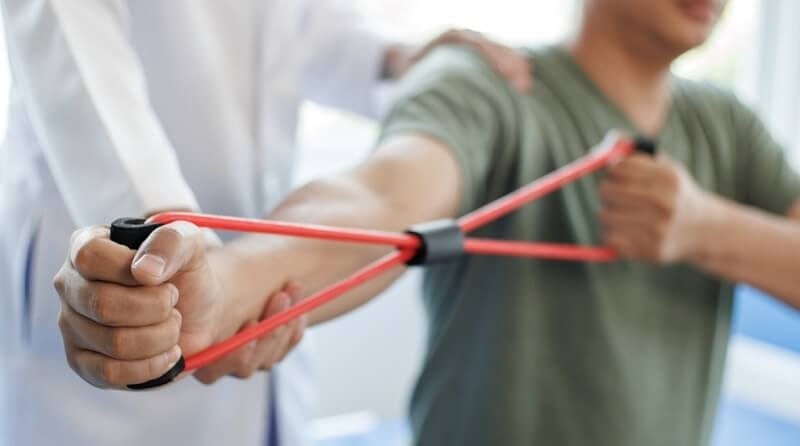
[{"left": 787, "top": 199, "right": 800, "bottom": 221}]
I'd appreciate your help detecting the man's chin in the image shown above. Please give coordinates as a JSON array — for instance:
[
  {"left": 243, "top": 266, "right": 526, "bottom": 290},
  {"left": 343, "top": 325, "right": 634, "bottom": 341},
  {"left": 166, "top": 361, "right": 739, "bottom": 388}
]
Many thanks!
[{"left": 666, "top": 26, "right": 715, "bottom": 55}]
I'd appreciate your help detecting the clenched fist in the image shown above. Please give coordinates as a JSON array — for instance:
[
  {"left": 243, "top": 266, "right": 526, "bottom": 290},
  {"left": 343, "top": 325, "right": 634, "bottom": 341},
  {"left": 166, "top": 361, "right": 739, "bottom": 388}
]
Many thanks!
[
  {"left": 54, "top": 221, "right": 305, "bottom": 389},
  {"left": 599, "top": 153, "right": 712, "bottom": 264}
]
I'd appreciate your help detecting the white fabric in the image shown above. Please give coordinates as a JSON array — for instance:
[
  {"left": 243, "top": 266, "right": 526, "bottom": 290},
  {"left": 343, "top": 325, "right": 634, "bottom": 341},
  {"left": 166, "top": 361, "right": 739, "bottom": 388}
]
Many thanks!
[
  {"left": 744, "top": 0, "right": 800, "bottom": 167},
  {"left": 0, "top": 0, "right": 388, "bottom": 445}
]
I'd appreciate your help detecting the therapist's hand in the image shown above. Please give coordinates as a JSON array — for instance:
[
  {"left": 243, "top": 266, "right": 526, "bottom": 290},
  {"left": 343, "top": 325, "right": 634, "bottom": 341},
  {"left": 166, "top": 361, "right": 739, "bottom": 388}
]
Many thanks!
[
  {"left": 193, "top": 281, "right": 306, "bottom": 384},
  {"left": 384, "top": 29, "right": 533, "bottom": 92}
]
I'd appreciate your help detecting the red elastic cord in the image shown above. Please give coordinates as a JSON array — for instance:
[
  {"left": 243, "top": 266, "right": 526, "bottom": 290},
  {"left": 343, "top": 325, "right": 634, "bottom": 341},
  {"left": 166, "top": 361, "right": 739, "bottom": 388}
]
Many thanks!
[
  {"left": 458, "top": 137, "right": 635, "bottom": 232},
  {"left": 463, "top": 239, "right": 618, "bottom": 262},
  {"left": 149, "top": 136, "right": 635, "bottom": 372}
]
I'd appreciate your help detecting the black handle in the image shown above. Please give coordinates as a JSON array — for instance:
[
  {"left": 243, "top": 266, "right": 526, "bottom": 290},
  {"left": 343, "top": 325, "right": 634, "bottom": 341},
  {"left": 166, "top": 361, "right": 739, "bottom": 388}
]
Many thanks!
[
  {"left": 110, "top": 218, "right": 186, "bottom": 390},
  {"left": 634, "top": 137, "right": 657, "bottom": 156}
]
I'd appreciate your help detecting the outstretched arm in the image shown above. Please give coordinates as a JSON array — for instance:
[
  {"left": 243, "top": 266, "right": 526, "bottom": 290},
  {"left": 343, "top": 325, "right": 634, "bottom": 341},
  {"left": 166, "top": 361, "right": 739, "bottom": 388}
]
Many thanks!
[
  {"left": 208, "top": 135, "right": 463, "bottom": 330},
  {"left": 54, "top": 134, "right": 463, "bottom": 388}
]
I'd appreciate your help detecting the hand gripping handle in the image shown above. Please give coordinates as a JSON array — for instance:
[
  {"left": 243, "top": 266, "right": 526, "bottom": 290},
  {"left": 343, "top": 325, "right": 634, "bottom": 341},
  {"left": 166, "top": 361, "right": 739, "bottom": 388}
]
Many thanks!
[{"left": 110, "top": 217, "right": 186, "bottom": 390}]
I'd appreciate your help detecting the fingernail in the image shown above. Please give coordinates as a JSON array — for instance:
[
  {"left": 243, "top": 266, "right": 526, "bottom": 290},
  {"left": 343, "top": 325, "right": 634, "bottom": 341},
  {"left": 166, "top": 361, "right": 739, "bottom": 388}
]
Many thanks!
[
  {"left": 134, "top": 254, "right": 166, "bottom": 279},
  {"left": 167, "top": 345, "right": 182, "bottom": 366}
]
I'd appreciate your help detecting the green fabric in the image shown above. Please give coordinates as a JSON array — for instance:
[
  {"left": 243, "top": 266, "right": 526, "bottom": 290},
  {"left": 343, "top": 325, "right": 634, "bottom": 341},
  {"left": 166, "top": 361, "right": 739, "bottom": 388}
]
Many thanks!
[{"left": 379, "top": 45, "right": 800, "bottom": 446}]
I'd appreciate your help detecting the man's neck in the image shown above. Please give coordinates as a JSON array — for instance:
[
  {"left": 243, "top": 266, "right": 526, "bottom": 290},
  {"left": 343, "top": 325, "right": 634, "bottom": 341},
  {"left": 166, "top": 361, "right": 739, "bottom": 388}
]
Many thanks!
[{"left": 567, "top": 23, "right": 676, "bottom": 137}]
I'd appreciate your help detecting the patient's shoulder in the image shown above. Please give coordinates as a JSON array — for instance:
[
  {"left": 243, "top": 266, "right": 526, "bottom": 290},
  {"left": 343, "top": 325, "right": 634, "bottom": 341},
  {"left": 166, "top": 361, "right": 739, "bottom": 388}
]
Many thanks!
[
  {"left": 672, "top": 77, "right": 762, "bottom": 131},
  {"left": 673, "top": 78, "right": 750, "bottom": 113}
]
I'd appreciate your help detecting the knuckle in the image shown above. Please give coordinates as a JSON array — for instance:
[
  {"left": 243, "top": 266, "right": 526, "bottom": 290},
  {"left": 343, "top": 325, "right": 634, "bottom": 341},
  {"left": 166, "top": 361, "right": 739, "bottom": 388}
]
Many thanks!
[
  {"left": 108, "top": 329, "right": 131, "bottom": 358},
  {"left": 235, "top": 354, "right": 252, "bottom": 375},
  {"left": 232, "top": 348, "right": 257, "bottom": 379},
  {"left": 291, "top": 328, "right": 305, "bottom": 347},
  {"left": 90, "top": 286, "right": 114, "bottom": 324},
  {"left": 195, "top": 373, "right": 217, "bottom": 386},
  {"left": 153, "top": 286, "right": 177, "bottom": 321},
  {"left": 72, "top": 245, "right": 94, "bottom": 273},
  {"left": 235, "top": 367, "right": 255, "bottom": 379},
  {"left": 53, "top": 271, "right": 67, "bottom": 296},
  {"left": 74, "top": 238, "right": 105, "bottom": 273},
  {"left": 100, "top": 359, "right": 122, "bottom": 386},
  {"left": 57, "top": 308, "right": 70, "bottom": 333}
]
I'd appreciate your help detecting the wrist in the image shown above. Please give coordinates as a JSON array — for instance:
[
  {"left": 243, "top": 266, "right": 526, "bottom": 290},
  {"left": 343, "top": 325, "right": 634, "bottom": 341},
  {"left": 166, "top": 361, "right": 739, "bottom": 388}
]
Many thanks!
[
  {"left": 205, "top": 236, "right": 315, "bottom": 342},
  {"left": 204, "top": 247, "right": 238, "bottom": 343},
  {"left": 683, "top": 191, "right": 729, "bottom": 264}
]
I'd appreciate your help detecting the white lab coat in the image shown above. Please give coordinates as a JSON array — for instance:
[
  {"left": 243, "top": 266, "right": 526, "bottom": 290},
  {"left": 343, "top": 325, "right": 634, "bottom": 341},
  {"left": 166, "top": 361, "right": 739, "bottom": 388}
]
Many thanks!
[{"left": 0, "top": 1, "right": 388, "bottom": 445}]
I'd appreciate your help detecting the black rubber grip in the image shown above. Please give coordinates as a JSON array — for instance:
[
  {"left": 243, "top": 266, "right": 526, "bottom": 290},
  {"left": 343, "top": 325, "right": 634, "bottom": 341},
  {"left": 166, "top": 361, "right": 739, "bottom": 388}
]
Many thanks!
[
  {"left": 110, "top": 217, "right": 186, "bottom": 390},
  {"left": 634, "top": 137, "right": 657, "bottom": 156},
  {"left": 405, "top": 219, "right": 465, "bottom": 266},
  {"left": 127, "top": 356, "right": 186, "bottom": 390},
  {"left": 110, "top": 217, "right": 164, "bottom": 249}
]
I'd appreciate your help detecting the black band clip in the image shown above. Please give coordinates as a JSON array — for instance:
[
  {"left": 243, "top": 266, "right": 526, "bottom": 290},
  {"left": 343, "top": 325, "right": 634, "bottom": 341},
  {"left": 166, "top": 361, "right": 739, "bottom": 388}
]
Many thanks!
[
  {"left": 405, "top": 219, "right": 464, "bottom": 266},
  {"left": 634, "top": 137, "right": 658, "bottom": 156}
]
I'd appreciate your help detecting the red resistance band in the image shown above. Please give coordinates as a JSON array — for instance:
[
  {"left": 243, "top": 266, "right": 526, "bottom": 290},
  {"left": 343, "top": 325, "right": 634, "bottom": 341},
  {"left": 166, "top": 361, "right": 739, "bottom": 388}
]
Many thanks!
[{"left": 109, "top": 133, "right": 654, "bottom": 389}]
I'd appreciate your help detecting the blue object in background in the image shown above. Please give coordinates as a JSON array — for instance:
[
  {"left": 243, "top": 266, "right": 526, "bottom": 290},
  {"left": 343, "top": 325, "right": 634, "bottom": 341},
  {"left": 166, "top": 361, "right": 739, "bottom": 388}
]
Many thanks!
[
  {"left": 712, "top": 397, "right": 800, "bottom": 446},
  {"left": 732, "top": 286, "right": 800, "bottom": 353}
]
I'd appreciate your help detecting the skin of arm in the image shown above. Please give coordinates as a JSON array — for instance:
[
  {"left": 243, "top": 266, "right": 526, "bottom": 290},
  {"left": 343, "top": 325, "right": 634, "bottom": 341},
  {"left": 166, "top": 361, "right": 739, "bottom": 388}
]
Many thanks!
[
  {"left": 212, "top": 135, "right": 463, "bottom": 332},
  {"left": 599, "top": 153, "right": 800, "bottom": 309},
  {"left": 683, "top": 197, "right": 800, "bottom": 307}
]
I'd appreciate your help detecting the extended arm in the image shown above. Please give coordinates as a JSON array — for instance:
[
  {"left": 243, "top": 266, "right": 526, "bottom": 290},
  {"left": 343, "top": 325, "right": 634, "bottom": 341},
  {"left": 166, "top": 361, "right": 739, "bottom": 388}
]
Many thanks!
[
  {"left": 54, "top": 134, "right": 464, "bottom": 388},
  {"left": 214, "top": 135, "right": 462, "bottom": 329}
]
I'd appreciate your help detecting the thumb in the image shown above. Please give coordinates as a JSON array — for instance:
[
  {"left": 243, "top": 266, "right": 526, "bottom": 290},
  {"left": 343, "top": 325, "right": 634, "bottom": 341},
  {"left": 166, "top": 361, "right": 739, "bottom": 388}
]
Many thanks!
[{"left": 131, "top": 221, "right": 207, "bottom": 286}]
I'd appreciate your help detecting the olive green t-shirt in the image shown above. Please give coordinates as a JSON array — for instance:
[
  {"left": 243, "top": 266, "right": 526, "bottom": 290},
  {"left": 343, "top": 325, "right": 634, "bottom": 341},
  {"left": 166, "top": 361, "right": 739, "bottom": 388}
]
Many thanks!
[{"left": 379, "top": 46, "right": 800, "bottom": 446}]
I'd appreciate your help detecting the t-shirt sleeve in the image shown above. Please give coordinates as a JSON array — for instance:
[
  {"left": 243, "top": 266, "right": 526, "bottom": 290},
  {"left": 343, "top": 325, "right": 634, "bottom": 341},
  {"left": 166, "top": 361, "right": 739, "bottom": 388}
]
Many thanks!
[
  {"left": 733, "top": 100, "right": 800, "bottom": 215},
  {"left": 378, "top": 46, "right": 520, "bottom": 214}
]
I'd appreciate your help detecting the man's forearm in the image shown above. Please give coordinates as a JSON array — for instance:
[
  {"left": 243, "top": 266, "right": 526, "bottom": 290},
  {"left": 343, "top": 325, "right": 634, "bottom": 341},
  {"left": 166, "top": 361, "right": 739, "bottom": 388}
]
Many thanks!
[
  {"left": 209, "top": 136, "right": 462, "bottom": 336},
  {"left": 689, "top": 196, "right": 800, "bottom": 308}
]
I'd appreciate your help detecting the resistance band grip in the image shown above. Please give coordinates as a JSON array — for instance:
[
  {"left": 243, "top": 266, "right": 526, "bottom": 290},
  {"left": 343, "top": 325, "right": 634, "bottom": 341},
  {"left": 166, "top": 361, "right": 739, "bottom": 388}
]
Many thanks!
[
  {"left": 109, "top": 217, "right": 187, "bottom": 390},
  {"left": 405, "top": 219, "right": 464, "bottom": 266}
]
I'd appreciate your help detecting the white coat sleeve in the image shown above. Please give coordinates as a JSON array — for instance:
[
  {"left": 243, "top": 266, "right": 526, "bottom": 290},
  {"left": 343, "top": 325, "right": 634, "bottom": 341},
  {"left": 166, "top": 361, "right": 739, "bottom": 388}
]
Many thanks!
[
  {"left": 300, "top": 0, "right": 391, "bottom": 119},
  {"left": 0, "top": 0, "right": 200, "bottom": 226}
]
